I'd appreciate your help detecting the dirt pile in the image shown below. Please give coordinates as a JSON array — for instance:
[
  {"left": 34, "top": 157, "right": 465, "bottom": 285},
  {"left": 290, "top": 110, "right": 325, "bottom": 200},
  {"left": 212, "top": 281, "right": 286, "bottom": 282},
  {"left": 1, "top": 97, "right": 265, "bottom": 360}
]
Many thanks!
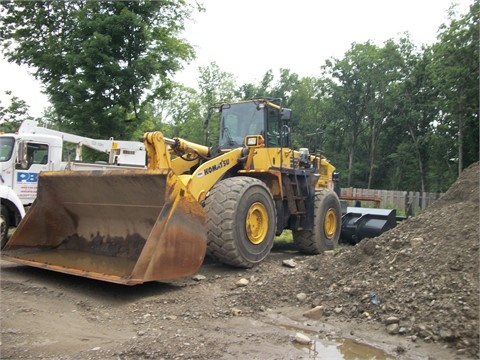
[{"left": 236, "top": 161, "right": 480, "bottom": 358}]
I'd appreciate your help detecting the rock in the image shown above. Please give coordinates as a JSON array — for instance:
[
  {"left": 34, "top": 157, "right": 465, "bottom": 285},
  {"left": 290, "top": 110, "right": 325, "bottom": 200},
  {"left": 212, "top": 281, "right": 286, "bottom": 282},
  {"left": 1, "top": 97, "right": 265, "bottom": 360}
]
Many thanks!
[
  {"left": 362, "top": 240, "right": 376, "bottom": 255},
  {"left": 439, "top": 329, "right": 455, "bottom": 341},
  {"left": 303, "top": 306, "right": 323, "bottom": 319},
  {"left": 410, "top": 237, "right": 424, "bottom": 247},
  {"left": 235, "top": 278, "right": 249, "bottom": 287},
  {"left": 296, "top": 293, "right": 307, "bottom": 302},
  {"left": 294, "top": 332, "right": 311, "bottom": 345},
  {"left": 386, "top": 323, "right": 400, "bottom": 334},
  {"left": 231, "top": 308, "right": 242, "bottom": 316},
  {"left": 334, "top": 307, "right": 343, "bottom": 314},
  {"left": 282, "top": 259, "right": 296, "bottom": 268},
  {"left": 385, "top": 316, "right": 400, "bottom": 325},
  {"left": 192, "top": 274, "right": 206, "bottom": 281}
]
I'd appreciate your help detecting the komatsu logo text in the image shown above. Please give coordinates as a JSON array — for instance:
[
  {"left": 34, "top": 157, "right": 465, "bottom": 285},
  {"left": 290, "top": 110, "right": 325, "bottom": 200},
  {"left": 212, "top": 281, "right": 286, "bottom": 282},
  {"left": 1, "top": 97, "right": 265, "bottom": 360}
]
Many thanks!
[{"left": 204, "top": 159, "right": 230, "bottom": 175}]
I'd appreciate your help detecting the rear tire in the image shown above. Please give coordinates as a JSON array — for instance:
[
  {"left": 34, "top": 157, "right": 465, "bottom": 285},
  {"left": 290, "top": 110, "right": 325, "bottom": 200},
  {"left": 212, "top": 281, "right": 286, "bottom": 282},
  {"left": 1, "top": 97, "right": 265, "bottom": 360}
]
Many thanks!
[
  {"left": 1, "top": 205, "right": 10, "bottom": 249},
  {"left": 293, "top": 189, "right": 341, "bottom": 254},
  {"left": 204, "top": 177, "right": 276, "bottom": 267}
]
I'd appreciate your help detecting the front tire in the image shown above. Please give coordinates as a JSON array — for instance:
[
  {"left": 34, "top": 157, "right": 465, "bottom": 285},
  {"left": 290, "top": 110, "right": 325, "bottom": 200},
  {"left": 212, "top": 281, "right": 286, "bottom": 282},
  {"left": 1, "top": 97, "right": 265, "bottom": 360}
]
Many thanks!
[
  {"left": 204, "top": 177, "right": 276, "bottom": 267},
  {"left": 1, "top": 205, "right": 10, "bottom": 249},
  {"left": 293, "top": 189, "right": 341, "bottom": 254}
]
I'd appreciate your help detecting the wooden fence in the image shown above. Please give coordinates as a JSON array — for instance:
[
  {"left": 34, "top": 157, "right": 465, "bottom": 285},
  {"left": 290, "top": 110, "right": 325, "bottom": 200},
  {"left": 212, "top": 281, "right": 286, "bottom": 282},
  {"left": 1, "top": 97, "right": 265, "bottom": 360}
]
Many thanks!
[{"left": 340, "top": 187, "right": 444, "bottom": 215}]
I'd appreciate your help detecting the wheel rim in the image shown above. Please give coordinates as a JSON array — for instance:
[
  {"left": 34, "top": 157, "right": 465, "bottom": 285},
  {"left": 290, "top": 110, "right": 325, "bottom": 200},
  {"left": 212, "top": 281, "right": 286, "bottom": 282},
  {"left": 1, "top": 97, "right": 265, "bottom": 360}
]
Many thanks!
[
  {"left": 324, "top": 208, "right": 337, "bottom": 239},
  {"left": 245, "top": 202, "right": 269, "bottom": 245}
]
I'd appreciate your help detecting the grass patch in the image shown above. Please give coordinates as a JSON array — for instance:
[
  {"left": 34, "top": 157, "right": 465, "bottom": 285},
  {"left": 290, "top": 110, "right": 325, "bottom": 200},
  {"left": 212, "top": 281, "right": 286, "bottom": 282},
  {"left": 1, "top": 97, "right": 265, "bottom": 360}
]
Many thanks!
[{"left": 275, "top": 230, "right": 293, "bottom": 244}]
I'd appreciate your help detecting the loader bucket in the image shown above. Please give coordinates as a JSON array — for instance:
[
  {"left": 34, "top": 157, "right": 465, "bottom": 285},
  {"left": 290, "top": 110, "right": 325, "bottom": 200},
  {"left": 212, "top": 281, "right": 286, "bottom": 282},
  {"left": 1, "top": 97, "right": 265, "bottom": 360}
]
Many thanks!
[
  {"left": 341, "top": 207, "right": 397, "bottom": 245},
  {"left": 1, "top": 169, "right": 207, "bottom": 285}
]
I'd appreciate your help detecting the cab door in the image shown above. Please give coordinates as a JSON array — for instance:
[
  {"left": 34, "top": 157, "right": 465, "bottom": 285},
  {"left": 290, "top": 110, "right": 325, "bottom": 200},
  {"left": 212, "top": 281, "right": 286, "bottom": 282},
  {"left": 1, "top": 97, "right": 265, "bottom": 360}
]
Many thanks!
[{"left": 14, "top": 141, "right": 50, "bottom": 205}]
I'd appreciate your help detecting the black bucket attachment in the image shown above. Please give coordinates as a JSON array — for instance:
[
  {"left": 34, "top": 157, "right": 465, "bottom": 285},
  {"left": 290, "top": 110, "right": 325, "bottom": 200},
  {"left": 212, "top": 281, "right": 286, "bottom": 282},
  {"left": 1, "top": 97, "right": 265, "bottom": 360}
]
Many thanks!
[{"left": 341, "top": 207, "right": 397, "bottom": 245}]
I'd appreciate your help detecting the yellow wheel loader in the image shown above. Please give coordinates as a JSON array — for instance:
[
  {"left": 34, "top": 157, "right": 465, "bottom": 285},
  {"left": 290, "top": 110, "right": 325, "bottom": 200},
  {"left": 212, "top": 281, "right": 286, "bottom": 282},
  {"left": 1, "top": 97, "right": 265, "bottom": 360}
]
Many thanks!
[{"left": 2, "top": 98, "right": 342, "bottom": 285}]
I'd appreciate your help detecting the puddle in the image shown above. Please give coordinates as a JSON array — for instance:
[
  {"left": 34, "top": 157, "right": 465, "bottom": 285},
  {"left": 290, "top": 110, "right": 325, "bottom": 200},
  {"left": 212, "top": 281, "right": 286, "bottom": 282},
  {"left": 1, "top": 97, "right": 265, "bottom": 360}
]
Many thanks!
[
  {"left": 275, "top": 319, "right": 394, "bottom": 360},
  {"left": 295, "top": 336, "right": 394, "bottom": 360}
]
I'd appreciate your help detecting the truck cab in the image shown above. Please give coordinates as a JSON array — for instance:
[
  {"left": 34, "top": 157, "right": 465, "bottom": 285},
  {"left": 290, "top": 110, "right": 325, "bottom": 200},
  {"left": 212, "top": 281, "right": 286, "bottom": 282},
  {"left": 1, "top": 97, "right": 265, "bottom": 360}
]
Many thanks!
[{"left": 0, "top": 133, "right": 63, "bottom": 206}]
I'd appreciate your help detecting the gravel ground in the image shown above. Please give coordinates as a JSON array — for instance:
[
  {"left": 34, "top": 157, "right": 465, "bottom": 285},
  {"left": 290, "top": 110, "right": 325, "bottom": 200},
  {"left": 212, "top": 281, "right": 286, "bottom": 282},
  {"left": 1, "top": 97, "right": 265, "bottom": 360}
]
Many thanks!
[{"left": 1, "top": 162, "right": 478, "bottom": 359}]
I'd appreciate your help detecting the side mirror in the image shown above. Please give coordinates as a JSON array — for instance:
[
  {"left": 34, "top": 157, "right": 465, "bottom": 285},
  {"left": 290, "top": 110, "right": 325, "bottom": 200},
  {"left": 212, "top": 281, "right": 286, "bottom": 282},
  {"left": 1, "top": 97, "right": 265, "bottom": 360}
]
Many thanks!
[
  {"left": 280, "top": 108, "right": 291, "bottom": 122},
  {"left": 202, "top": 110, "right": 211, "bottom": 129},
  {"left": 203, "top": 106, "right": 220, "bottom": 129}
]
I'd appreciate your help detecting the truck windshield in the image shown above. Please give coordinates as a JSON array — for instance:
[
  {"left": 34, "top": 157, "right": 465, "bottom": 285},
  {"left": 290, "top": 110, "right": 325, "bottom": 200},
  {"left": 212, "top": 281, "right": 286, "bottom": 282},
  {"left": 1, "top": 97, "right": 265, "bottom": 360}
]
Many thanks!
[
  {"left": 219, "top": 102, "right": 265, "bottom": 148},
  {"left": 0, "top": 137, "right": 15, "bottom": 162}
]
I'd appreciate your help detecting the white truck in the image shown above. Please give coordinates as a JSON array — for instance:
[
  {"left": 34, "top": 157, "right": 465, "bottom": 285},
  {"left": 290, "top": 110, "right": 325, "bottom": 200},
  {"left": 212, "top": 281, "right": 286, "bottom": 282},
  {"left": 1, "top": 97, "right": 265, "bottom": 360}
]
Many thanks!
[{"left": 0, "top": 120, "right": 146, "bottom": 246}]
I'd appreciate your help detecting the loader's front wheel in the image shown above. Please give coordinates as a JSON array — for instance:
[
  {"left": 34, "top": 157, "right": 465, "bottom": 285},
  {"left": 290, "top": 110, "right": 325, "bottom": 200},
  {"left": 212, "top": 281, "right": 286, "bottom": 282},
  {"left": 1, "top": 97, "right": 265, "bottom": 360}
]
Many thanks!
[
  {"left": 292, "top": 189, "right": 341, "bottom": 254},
  {"left": 1, "top": 205, "right": 10, "bottom": 249},
  {"left": 205, "top": 177, "right": 276, "bottom": 268}
]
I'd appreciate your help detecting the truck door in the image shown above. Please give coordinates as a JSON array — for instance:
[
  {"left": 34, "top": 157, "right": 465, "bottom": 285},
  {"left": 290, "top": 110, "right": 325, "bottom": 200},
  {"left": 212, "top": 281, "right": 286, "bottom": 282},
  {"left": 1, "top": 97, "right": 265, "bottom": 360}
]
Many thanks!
[{"left": 14, "top": 141, "right": 50, "bottom": 205}]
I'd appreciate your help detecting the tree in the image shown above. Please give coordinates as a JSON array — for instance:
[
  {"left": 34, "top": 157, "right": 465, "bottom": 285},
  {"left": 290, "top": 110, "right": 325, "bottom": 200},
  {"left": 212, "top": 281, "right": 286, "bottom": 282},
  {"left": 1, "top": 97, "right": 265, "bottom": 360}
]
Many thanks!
[
  {"left": 286, "top": 76, "right": 329, "bottom": 152},
  {"left": 322, "top": 42, "right": 376, "bottom": 187},
  {"left": 236, "top": 69, "right": 274, "bottom": 100},
  {"left": 0, "top": 1, "right": 199, "bottom": 139},
  {"left": 427, "top": 1, "right": 479, "bottom": 176},
  {"left": 0, "top": 91, "right": 36, "bottom": 132},
  {"left": 154, "top": 84, "right": 203, "bottom": 143},
  {"left": 197, "top": 62, "right": 237, "bottom": 146},
  {"left": 385, "top": 44, "right": 430, "bottom": 192}
]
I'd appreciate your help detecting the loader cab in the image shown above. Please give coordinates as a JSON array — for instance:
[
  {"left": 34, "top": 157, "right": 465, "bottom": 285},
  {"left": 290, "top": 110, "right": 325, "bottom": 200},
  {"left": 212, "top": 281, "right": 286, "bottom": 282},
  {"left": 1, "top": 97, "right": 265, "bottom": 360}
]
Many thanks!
[{"left": 217, "top": 99, "right": 291, "bottom": 150}]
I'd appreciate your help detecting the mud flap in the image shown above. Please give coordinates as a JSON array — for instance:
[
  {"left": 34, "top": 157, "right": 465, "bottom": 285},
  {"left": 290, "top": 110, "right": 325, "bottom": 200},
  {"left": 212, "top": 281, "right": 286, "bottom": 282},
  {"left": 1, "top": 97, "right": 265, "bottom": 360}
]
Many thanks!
[{"left": 1, "top": 169, "right": 207, "bottom": 285}]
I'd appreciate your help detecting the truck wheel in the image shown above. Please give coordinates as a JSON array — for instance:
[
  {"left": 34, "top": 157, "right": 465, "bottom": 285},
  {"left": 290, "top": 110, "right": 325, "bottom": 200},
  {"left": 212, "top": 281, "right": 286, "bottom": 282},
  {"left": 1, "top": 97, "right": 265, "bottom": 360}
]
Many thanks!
[
  {"left": 205, "top": 176, "right": 276, "bottom": 267},
  {"left": 293, "top": 189, "right": 341, "bottom": 254},
  {"left": 1, "top": 205, "right": 10, "bottom": 249}
]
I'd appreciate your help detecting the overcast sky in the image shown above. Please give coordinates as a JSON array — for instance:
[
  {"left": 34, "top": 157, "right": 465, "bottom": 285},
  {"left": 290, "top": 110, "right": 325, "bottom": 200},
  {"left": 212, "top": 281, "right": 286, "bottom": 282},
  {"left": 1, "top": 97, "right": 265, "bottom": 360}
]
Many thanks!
[{"left": 0, "top": 0, "right": 472, "bottom": 118}]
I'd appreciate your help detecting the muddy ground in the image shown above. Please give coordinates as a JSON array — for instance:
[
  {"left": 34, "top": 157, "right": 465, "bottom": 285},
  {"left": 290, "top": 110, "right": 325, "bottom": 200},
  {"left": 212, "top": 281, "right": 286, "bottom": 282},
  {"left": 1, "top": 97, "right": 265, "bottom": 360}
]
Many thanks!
[{"left": 1, "top": 162, "right": 478, "bottom": 360}]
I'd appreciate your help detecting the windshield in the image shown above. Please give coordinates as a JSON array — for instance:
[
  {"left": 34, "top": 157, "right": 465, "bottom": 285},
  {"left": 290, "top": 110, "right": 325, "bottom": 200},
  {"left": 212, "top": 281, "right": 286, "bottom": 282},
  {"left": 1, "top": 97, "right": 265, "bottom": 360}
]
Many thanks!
[
  {"left": 219, "top": 102, "right": 265, "bottom": 148},
  {"left": 0, "top": 137, "right": 15, "bottom": 162}
]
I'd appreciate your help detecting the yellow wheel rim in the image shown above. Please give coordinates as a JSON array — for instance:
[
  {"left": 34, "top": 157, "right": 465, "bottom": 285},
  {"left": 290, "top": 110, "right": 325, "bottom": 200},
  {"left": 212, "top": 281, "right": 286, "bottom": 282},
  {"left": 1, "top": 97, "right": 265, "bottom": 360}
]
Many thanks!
[
  {"left": 324, "top": 208, "right": 337, "bottom": 239},
  {"left": 246, "top": 202, "right": 269, "bottom": 245}
]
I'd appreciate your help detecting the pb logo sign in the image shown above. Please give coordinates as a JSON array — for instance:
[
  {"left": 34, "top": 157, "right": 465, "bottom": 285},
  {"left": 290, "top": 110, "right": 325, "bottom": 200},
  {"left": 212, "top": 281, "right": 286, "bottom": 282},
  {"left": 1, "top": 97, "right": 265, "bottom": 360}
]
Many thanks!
[{"left": 17, "top": 172, "right": 38, "bottom": 183}]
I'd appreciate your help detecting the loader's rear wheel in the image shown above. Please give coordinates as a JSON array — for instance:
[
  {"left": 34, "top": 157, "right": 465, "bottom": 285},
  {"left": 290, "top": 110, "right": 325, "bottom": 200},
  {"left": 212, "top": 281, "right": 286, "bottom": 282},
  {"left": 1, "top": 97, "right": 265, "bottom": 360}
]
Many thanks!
[
  {"left": 1, "top": 205, "right": 10, "bottom": 249},
  {"left": 292, "top": 189, "right": 341, "bottom": 254},
  {"left": 205, "top": 176, "right": 276, "bottom": 268}
]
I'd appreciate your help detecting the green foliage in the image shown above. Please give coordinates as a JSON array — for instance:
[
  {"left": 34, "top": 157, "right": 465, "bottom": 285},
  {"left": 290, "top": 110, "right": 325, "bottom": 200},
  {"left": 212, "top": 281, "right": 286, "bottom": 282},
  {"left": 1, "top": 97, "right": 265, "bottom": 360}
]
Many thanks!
[
  {"left": 0, "top": 91, "right": 36, "bottom": 132},
  {"left": 274, "top": 230, "right": 292, "bottom": 244},
  {"left": 197, "top": 62, "right": 238, "bottom": 146},
  {"left": 0, "top": 0, "right": 199, "bottom": 139},
  {"left": 427, "top": 1, "right": 479, "bottom": 177},
  {"left": 154, "top": 84, "right": 204, "bottom": 143}
]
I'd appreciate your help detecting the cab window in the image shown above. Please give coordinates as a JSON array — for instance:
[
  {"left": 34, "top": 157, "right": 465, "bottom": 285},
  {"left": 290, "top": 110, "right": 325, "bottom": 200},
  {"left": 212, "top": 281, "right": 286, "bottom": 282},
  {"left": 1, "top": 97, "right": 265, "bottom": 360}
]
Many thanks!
[
  {"left": 15, "top": 143, "right": 49, "bottom": 169},
  {"left": 0, "top": 137, "right": 15, "bottom": 162}
]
